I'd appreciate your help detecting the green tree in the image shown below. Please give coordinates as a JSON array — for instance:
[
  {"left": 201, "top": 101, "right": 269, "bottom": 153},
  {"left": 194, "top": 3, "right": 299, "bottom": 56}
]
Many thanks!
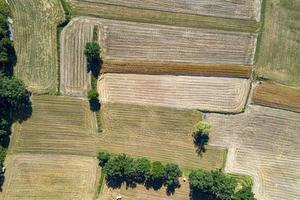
[
  {"left": 104, "top": 154, "right": 134, "bottom": 187},
  {"left": 87, "top": 89, "right": 99, "bottom": 101},
  {"left": 189, "top": 169, "right": 237, "bottom": 200},
  {"left": 165, "top": 163, "right": 182, "bottom": 193},
  {"left": 97, "top": 151, "right": 111, "bottom": 167},
  {"left": 145, "top": 161, "right": 166, "bottom": 189},
  {"left": 193, "top": 121, "right": 211, "bottom": 155},
  {"left": 233, "top": 186, "right": 256, "bottom": 200},
  {"left": 84, "top": 42, "right": 101, "bottom": 77},
  {"left": 130, "top": 157, "right": 151, "bottom": 183}
]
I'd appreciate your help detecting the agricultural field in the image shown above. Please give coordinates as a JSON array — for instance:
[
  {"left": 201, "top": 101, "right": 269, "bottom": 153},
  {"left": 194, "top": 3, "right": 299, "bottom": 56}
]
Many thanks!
[
  {"left": 207, "top": 105, "right": 300, "bottom": 200},
  {"left": 102, "top": 61, "right": 252, "bottom": 79},
  {"left": 99, "top": 74, "right": 251, "bottom": 113},
  {"left": 256, "top": 0, "right": 300, "bottom": 87},
  {"left": 60, "top": 17, "right": 93, "bottom": 96},
  {"left": 82, "top": 0, "right": 261, "bottom": 21},
  {"left": 8, "top": 0, "right": 64, "bottom": 94},
  {"left": 65, "top": 17, "right": 257, "bottom": 65},
  {"left": 99, "top": 178, "right": 189, "bottom": 200},
  {"left": 0, "top": 154, "right": 99, "bottom": 200},
  {"left": 10, "top": 95, "right": 98, "bottom": 156},
  {"left": 253, "top": 82, "right": 300, "bottom": 112},
  {"left": 99, "top": 103, "right": 227, "bottom": 171},
  {"left": 9, "top": 95, "right": 226, "bottom": 172},
  {"left": 67, "top": 0, "right": 259, "bottom": 33}
]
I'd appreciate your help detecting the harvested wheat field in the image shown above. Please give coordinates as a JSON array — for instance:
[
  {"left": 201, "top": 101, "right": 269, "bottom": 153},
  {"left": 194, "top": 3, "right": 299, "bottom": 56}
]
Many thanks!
[
  {"left": 10, "top": 95, "right": 98, "bottom": 156},
  {"left": 85, "top": 0, "right": 261, "bottom": 21},
  {"left": 207, "top": 105, "right": 300, "bottom": 200},
  {"left": 99, "top": 74, "right": 251, "bottom": 113},
  {"left": 60, "top": 18, "right": 93, "bottom": 96},
  {"left": 8, "top": 0, "right": 64, "bottom": 93},
  {"left": 0, "top": 154, "right": 99, "bottom": 200},
  {"left": 66, "top": 17, "right": 258, "bottom": 65},
  {"left": 256, "top": 0, "right": 300, "bottom": 86},
  {"left": 102, "top": 61, "right": 252, "bottom": 78},
  {"left": 99, "top": 178, "right": 189, "bottom": 200},
  {"left": 99, "top": 103, "right": 227, "bottom": 171},
  {"left": 68, "top": 0, "right": 259, "bottom": 33},
  {"left": 253, "top": 82, "right": 300, "bottom": 112}
]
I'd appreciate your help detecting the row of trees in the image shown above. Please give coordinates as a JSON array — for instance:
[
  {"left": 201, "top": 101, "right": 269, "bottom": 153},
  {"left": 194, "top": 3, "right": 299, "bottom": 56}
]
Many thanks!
[
  {"left": 189, "top": 169, "right": 256, "bottom": 200},
  {"left": 0, "top": 2, "right": 32, "bottom": 189},
  {"left": 97, "top": 152, "right": 182, "bottom": 194},
  {"left": 85, "top": 41, "right": 101, "bottom": 111}
]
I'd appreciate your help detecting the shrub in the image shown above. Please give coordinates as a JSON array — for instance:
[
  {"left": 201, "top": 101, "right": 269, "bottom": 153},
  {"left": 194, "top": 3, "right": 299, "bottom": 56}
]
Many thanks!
[
  {"left": 97, "top": 152, "right": 111, "bottom": 167},
  {"left": 87, "top": 89, "right": 99, "bottom": 101},
  {"left": 233, "top": 186, "right": 256, "bottom": 200}
]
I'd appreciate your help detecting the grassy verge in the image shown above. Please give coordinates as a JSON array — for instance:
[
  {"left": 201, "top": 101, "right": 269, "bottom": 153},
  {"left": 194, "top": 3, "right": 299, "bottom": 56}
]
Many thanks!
[
  {"left": 254, "top": 0, "right": 267, "bottom": 64},
  {"left": 96, "top": 168, "right": 105, "bottom": 198},
  {"left": 70, "top": 1, "right": 259, "bottom": 33},
  {"left": 57, "top": 0, "right": 73, "bottom": 94}
]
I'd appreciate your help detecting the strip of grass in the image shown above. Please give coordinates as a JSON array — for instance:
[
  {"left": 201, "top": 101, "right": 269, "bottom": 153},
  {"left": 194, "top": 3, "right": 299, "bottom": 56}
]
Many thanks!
[{"left": 69, "top": 1, "right": 259, "bottom": 33}]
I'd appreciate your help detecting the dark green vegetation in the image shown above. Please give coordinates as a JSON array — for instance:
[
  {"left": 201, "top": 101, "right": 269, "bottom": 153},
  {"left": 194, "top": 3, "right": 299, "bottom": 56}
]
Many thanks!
[
  {"left": 0, "top": 2, "right": 16, "bottom": 77},
  {"left": 189, "top": 169, "right": 256, "bottom": 200},
  {"left": 193, "top": 121, "right": 212, "bottom": 155},
  {"left": 98, "top": 152, "right": 182, "bottom": 194},
  {"left": 84, "top": 41, "right": 101, "bottom": 111},
  {"left": 0, "top": 2, "right": 31, "bottom": 190}
]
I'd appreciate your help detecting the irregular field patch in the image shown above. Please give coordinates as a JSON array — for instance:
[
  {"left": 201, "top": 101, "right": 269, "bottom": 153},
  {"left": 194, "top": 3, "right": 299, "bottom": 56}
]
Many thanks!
[
  {"left": 208, "top": 105, "right": 300, "bottom": 200},
  {"left": 68, "top": 0, "right": 259, "bottom": 33},
  {"left": 10, "top": 95, "right": 98, "bottom": 156},
  {"left": 253, "top": 82, "right": 300, "bottom": 112},
  {"left": 0, "top": 154, "right": 99, "bottom": 200},
  {"left": 60, "top": 17, "right": 92, "bottom": 96},
  {"left": 84, "top": 0, "right": 261, "bottom": 21},
  {"left": 256, "top": 0, "right": 300, "bottom": 86},
  {"left": 64, "top": 17, "right": 257, "bottom": 65},
  {"left": 99, "top": 74, "right": 251, "bottom": 113},
  {"left": 102, "top": 61, "right": 252, "bottom": 79},
  {"left": 9, "top": 0, "right": 64, "bottom": 94},
  {"left": 99, "top": 178, "right": 189, "bottom": 200},
  {"left": 9, "top": 96, "right": 225, "bottom": 171}
]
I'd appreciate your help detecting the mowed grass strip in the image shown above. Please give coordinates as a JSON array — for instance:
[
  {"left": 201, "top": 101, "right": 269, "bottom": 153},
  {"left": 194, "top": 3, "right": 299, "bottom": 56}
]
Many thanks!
[
  {"left": 100, "top": 178, "right": 190, "bottom": 200},
  {"left": 99, "top": 103, "right": 227, "bottom": 171},
  {"left": 102, "top": 60, "right": 252, "bottom": 79},
  {"left": 256, "top": 0, "right": 300, "bottom": 86},
  {"left": 0, "top": 154, "right": 99, "bottom": 200},
  {"left": 9, "top": 0, "right": 64, "bottom": 94},
  {"left": 10, "top": 95, "right": 98, "bottom": 156},
  {"left": 252, "top": 82, "right": 300, "bottom": 113},
  {"left": 67, "top": 0, "right": 259, "bottom": 33}
]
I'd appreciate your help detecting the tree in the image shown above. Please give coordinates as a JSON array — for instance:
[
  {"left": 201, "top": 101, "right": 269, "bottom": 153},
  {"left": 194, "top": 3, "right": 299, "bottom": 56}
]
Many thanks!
[
  {"left": 189, "top": 169, "right": 237, "bottom": 200},
  {"left": 233, "top": 186, "right": 256, "bottom": 200},
  {"left": 103, "top": 154, "right": 134, "bottom": 188},
  {"left": 84, "top": 42, "right": 101, "bottom": 77},
  {"left": 193, "top": 121, "right": 211, "bottom": 155},
  {"left": 145, "top": 161, "right": 166, "bottom": 189},
  {"left": 130, "top": 157, "right": 151, "bottom": 183},
  {"left": 165, "top": 163, "right": 182, "bottom": 194},
  {"left": 97, "top": 151, "right": 111, "bottom": 167},
  {"left": 87, "top": 89, "right": 99, "bottom": 101}
]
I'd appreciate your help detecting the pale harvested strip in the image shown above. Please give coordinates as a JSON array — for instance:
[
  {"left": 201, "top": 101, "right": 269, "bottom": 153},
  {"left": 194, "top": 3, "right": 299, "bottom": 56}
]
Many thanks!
[
  {"left": 207, "top": 105, "right": 300, "bottom": 200},
  {"left": 102, "top": 60, "right": 252, "bottom": 79},
  {"left": 99, "top": 74, "right": 251, "bottom": 113},
  {"left": 99, "top": 178, "right": 190, "bottom": 200},
  {"left": 10, "top": 95, "right": 98, "bottom": 156},
  {"left": 60, "top": 18, "right": 92, "bottom": 96},
  {"left": 99, "top": 103, "right": 226, "bottom": 171},
  {"left": 0, "top": 154, "right": 99, "bottom": 200},
  {"left": 253, "top": 82, "right": 300, "bottom": 113},
  {"left": 68, "top": 0, "right": 259, "bottom": 33},
  {"left": 88, "top": 0, "right": 261, "bottom": 21},
  {"left": 8, "top": 0, "right": 64, "bottom": 94}
]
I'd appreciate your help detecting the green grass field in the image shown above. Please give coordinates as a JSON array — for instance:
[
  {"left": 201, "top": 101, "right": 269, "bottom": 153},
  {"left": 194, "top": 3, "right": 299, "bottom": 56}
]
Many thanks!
[{"left": 256, "top": 0, "right": 300, "bottom": 87}]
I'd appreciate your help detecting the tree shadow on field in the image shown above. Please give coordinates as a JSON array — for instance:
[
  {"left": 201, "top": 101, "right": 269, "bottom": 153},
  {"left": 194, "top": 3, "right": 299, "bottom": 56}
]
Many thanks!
[
  {"left": 0, "top": 174, "right": 4, "bottom": 192},
  {"left": 87, "top": 57, "right": 102, "bottom": 78},
  {"left": 189, "top": 189, "right": 216, "bottom": 200},
  {"left": 89, "top": 99, "right": 100, "bottom": 112},
  {"left": 193, "top": 133, "right": 209, "bottom": 156},
  {"left": 145, "top": 179, "right": 164, "bottom": 191}
]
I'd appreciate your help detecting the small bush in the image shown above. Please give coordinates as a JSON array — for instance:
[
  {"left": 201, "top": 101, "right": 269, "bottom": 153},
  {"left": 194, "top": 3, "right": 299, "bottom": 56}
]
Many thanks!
[
  {"left": 97, "top": 152, "right": 111, "bottom": 167},
  {"left": 87, "top": 89, "right": 99, "bottom": 101}
]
